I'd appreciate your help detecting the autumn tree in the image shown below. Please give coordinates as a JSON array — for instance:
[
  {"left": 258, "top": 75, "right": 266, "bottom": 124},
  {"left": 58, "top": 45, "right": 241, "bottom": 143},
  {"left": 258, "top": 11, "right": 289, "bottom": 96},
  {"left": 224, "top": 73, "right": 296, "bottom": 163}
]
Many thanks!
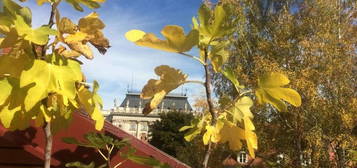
[
  {"left": 214, "top": 0, "right": 357, "bottom": 167},
  {"left": 0, "top": 0, "right": 109, "bottom": 167}
]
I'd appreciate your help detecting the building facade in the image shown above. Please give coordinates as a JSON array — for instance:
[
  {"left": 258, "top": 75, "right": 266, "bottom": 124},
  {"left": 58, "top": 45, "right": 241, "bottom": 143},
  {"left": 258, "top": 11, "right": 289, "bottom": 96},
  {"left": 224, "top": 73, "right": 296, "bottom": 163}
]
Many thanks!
[{"left": 106, "top": 92, "right": 194, "bottom": 141}]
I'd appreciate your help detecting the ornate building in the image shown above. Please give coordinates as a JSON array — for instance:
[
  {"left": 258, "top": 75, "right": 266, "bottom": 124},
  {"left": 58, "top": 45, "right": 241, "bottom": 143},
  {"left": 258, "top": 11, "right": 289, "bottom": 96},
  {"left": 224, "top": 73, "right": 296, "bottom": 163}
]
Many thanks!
[{"left": 105, "top": 92, "right": 195, "bottom": 141}]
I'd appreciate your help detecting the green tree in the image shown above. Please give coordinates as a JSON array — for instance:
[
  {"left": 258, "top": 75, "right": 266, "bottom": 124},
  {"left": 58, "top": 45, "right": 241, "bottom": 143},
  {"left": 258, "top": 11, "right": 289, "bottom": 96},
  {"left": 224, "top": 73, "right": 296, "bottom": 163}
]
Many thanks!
[
  {"left": 149, "top": 111, "right": 194, "bottom": 157},
  {"left": 214, "top": 0, "right": 357, "bottom": 167}
]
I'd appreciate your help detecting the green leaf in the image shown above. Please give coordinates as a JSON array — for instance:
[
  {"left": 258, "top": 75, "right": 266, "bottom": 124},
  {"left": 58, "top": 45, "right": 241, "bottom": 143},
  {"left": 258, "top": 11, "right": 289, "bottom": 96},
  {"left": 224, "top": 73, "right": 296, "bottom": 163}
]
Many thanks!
[
  {"left": 65, "top": 161, "right": 96, "bottom": 168},
  {"left": 122, "top": 153, "right": 171, "bottom": 168},
  {"left": 195, "top": 4, "right": 234, "bottom": 42},
  {"left": 255, "top": 72, "right": 302, "bottom": 111},
  {"left": 18, "top": 7, "right": 32, "bottom": 25},
  {"left": 221, "top": 67, "right": 244, "bottom": 91},
  {"left": 84, "top": 132, "right": 107, "bottom": 149},
  {"left": 208, "top": 42, "right": 229, "bottom": 72},
  {"left": 197, "top": 4, "right": 211, "bottom": 36},
  {"left": 2, "top": 0, "right": 22, "bottom": 15},
  {"left": 62, "top": 136, "right": 100, "bottom": 149},
  {"left": 182, "top": 115, "right": 208, "bottom": 142}
]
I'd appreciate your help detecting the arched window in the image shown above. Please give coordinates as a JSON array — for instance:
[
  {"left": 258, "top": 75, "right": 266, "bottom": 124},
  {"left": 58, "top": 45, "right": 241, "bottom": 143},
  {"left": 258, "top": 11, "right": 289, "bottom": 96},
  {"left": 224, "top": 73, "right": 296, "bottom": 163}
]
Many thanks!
[{"left": 237, "top": 151, "right": 248, "bottom": 163}]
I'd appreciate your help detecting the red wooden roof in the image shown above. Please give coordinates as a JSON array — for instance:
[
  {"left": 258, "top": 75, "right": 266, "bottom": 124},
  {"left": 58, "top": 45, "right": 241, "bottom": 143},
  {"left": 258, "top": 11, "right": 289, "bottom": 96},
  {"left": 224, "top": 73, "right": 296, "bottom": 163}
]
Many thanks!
[{"left": 0, "top": 111, "right": 190, "bottom": 168}]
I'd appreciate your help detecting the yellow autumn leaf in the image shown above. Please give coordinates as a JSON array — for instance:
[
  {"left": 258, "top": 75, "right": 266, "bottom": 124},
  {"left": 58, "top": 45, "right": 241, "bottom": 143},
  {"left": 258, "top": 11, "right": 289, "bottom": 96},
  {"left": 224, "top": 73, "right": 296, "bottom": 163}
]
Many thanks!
[
  {"left": 77, "top": 83, "right": 104, "bottom": 130},
  {"left": 208, "top": 42, "right": 229, "bottom": 72},
  {"left": 228, "top": 96, "right": 253, "bottom": 124},
  {"left": 67, "top": 41, "right": 93, "bottom": 59},
  {"left": 64, "top": 31, "right": 87, "bottom": 43},
  {"left": 244, "top": 116, "right": 257, "bottom": 158},
  {"left": 255, "top": 72, "right": 301, "bottom": 111},
  {"left": 0, "top": 79, "right": 12, "bottom": 105},
  {"left": 56, "top": 45, "right": 81, "bottom": 58},
  {"left": 37, "top": 0, "right": 50, "bottom": 6},
  {"left": 88, "top": 31, "right": 110, "bottom": 54},
  {"left": 20, "top": 59, "right": 82, "bottom": 111},
  {"left": 203, "top": 120, "right": 223, "bottom": 145},
  {"left": 60, "top": 13, "right": 109, "bottom": 58},
  {"left": 219, "top": 121, "right": 245, "bottom": 151},
  {"left": 180, "top": 114, "right": 209, "bottom": 142},
  {"left": 125, "top": 25, "right": 198, "bottom": 53},
  {"left": 78, "top": 12, "right": 105, "bottom": 35},
  {"left": 0, "top": 78, "right": 37, "bottom": 130},
  {"left": 58, "top": 17, "right": 77, "bottom": 34},
  {"left": 141, "top": 65, "right": 187, "bottom": 114}
]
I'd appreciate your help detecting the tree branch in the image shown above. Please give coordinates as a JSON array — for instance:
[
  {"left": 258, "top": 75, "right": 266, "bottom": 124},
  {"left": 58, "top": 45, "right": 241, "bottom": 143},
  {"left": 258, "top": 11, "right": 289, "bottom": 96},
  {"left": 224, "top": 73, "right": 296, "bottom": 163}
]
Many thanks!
[
  {"left": 41, "top": 2, "right": 57, "bottom": 58},
  {"left": 202, "top": 48, "right": 217, "bottom": 168},
  {"left": 44, "top": 123, "right": 52, "bottom": 168}
]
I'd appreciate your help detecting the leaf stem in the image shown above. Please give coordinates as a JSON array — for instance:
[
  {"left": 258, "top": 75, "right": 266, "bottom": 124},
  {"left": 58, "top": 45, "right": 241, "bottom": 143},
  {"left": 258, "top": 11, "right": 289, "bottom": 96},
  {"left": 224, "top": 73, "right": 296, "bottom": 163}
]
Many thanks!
[
  {"left": 98, "top": 149, "right": 108, "bottom": 161},
  {"left": 184, "top": 80, "right": 205, "bottom": 86},
  {"left": 178, "top": 52, "right": 206, "bottom": 65}
]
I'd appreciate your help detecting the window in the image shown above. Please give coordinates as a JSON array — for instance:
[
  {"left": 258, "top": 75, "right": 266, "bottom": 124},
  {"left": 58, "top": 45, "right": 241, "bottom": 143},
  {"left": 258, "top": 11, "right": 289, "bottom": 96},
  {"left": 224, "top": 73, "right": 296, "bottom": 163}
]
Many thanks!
[
  {"left": 141, "top": 122, "right": 148, "bottom": 131},
  {"left": 237, "top": 151, "right": 248, "bottom": 163},
  {"left": 129, "top": 122, "right": 137, "bottom": 131}
]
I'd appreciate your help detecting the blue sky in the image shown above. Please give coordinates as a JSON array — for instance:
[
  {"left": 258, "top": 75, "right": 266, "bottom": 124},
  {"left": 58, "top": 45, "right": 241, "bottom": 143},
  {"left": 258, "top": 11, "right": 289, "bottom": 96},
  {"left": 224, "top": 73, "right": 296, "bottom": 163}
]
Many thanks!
[{"left": 23, "top": 0, "right": 208, "bottom": 109}]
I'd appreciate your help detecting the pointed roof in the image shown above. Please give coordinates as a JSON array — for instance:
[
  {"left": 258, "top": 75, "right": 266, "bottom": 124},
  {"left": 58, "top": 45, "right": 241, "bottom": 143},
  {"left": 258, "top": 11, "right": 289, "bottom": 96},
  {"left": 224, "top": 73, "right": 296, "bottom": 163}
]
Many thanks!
[
  {"left": 120, "top": 92, "right": 193, "bottom": 111},
  {"left": 0, "top": 111, "right": 190, "bottom": 168}
]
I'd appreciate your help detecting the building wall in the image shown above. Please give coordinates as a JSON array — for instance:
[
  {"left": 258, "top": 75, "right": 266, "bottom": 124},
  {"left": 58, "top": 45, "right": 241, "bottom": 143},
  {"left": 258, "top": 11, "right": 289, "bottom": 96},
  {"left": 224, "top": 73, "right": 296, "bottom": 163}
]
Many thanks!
[
  {"left": 106, "top": 92, "right": 196, "bottom": 141},
  {"left": 106, "top": 102, "right": 195, "bottom": 141}
]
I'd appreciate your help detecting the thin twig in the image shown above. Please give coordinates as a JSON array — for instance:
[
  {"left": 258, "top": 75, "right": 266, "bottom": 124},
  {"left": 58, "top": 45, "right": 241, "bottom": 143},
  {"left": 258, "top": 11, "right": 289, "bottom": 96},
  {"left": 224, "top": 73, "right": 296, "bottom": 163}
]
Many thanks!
[
  {"left": 40, "top": 1, "right": 58, "bottom": 58},
  {"left": 106, "top": 144, "right": 112, "bottom": 168},
  {"left": 178, "top": 52, "right": 206, "bottom": 65},
  {"left": 114, "top": 160, "right": 127, "bottom": 168},
  {"left": 98, "top": 149, "right": 108, "bottom": 161}
]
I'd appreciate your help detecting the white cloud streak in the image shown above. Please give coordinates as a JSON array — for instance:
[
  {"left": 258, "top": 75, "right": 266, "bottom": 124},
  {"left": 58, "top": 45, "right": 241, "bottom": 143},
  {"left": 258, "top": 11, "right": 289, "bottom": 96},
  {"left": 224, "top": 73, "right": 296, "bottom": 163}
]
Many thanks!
[{"left": 21, "top": 1, "right": 206, "bottom": 109}]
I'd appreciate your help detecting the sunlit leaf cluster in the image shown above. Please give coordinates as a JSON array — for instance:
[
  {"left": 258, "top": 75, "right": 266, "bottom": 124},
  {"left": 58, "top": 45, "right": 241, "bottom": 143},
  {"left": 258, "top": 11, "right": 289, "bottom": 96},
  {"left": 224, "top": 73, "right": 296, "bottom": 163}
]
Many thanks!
[
  {"left": 0, "top": 0, "right": 108, "bottom": 132},
  {"left": 126, "top": 3, "right": 302, "bottom": 160}
]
